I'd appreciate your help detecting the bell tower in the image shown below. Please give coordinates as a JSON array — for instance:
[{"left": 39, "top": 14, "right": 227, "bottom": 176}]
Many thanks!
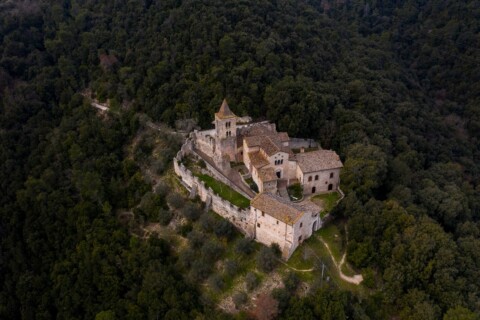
[
  {"left": 214, "top": 99, "right": 238, "bottom": 162},
  {"left": 215, "top": 99, "right": 237, "bottom": 140}
]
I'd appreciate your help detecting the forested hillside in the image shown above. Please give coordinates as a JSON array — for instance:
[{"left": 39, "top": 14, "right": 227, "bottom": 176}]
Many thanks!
[{"left": 1, "top": 0, "right": 479, "bottom": 319}]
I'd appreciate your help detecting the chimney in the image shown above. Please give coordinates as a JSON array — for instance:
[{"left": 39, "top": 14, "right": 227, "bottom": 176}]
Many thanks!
[{"left": 300, "top": 147, "right": 305, "bottom": 153}]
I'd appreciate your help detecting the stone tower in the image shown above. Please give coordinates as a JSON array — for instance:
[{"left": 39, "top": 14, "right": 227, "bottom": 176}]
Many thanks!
[{"left": 214, "top": 99, "right": 237, "bottom": 162}]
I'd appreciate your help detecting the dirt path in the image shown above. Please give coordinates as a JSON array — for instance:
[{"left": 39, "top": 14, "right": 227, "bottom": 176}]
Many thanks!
[
  {"left": 317, "top": 235, "right": 363, "bottom": 285},
  {"left": 277, "top": 259, "right": 314, "bottom": 272}
]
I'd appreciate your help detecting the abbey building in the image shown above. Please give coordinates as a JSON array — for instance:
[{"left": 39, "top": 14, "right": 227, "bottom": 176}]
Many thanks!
[{"left": 175, "top": 99, "right": 343, "bottom": 259}]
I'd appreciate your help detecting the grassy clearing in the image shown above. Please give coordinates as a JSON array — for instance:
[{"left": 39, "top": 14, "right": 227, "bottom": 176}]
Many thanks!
[
  {"left": 197, "top": 174, "right": 250, "bottom": 208},
  {"left": 278, "top": 221, "right": 367, "bottom": 292},
  {"left": 312, "top": 192, "right": 340, "bottom": 217}
]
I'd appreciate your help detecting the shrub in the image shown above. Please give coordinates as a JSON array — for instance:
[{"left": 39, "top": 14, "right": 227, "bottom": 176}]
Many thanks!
[
  {"left": 245, "top": 272, "right": 259, "bottom": 291},
  {"left": 178, "top": 248, "right": 195, "bottom": 269},
  {"left": 272, "top": 288, "right": 290, "bottom": 312},
  {"left": 187, "top": 230, "right": 205, "bottom": 249},
  {"left": 271, "top": 243, "right": 281, "bottom": 257},
  {"left": 189, "top": 258, "right": 212, "bottom": 282},
  {"left": 214, "top": 219, "right": 234, "bottom": 240},
  {"left": 166, "top": 192, "right": 184, "bottom": 209},
  {"left": 201, "top": 239, "right": 224, "bottom": 262},
  {"left": 283, "top": 272, "right": 300, "bottom": 292},
  {"left": 224, "top": 259, "right": 238, "bottom": 278},
  {"left": 158, "top": 208, "right": 173, "bottom": 226},
  {"left": 181, "top": 202, "right": 202, "bottom": 221},
  {"left": 154, "top": 181, "right": 169, "bottom": 197},
  {"left": 199, "top": 213, "right": 215, "bottom": 233},
  {"left": 178, "top": 223, "right": 193, "bottom": 236},
  {"left": 232, "top": 291, "right": 248, "bottom": 308},
  {"left": 235, "top": 238, "right": 254, "bottom": 255},
  {"left": 208, "top": 274, "right": 225, "bottom": 292},
  {"left": 256, "top": 246, "right": 278, "bottom": 273}
]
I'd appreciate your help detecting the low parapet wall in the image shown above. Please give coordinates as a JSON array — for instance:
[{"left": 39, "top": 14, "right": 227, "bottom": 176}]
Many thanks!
[
  {"left": 289, "top": 138, "right": 318, "bottom": 149},
  {"left": 174, "top": 140, "right": 254, "bottom": 237}
]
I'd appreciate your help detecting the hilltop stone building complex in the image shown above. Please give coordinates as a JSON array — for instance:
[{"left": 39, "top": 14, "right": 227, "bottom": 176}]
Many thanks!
[{"left": 174, "top": 99, "right": 343, "bottom": 259}]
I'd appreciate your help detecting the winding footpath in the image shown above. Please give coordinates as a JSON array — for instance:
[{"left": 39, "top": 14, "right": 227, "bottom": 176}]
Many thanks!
[{"left": 317, "top": 225, "right": 363, "bottom": 285}]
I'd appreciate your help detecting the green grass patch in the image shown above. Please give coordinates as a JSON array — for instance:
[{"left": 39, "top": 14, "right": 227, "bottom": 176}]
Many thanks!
[
  {"left": 312, "top": 192, "right": 340, "bottom": 217},
  {"left": 196, "top": 174, "right": 250, "bottom": 208},
  {"left": 316, "top": 223, "right": 343, "bottom": 262}
]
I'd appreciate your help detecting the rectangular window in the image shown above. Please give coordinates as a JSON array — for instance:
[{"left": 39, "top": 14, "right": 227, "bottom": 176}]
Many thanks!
[
  {"left": 257, "top": 223, "right": 260, "bottom": 228},
  {"left": 298, "top": 236, "right": 302, "bottom": 242},
  {"left": 262, "top": 212, "right": 265, "bottom": 217},
  {"left": 330, "top": 172, "right": 334, "bottom": 178},
  {"left": 276, "top": 221, "right": 279, "bottom": 225},
  {"left": 300, "top": 222, "right": 303, "bottom": 228}
]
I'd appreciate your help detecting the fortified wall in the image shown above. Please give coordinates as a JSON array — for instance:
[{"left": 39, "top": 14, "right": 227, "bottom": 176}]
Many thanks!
[{"left": 174, "top": 138, "right": 255, "bottom": 237}]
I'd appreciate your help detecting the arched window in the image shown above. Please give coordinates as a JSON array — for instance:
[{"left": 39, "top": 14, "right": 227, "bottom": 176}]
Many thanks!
[
  {"left": 315, "top": 175, "right": 319, "bottom": 180},
  {"left": 308, "top": 176, "right": 312, "bottom": 182}
]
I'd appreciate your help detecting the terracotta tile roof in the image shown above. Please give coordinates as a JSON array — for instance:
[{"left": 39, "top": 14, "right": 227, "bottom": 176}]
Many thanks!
[
  {"left": 215, "top": 99, "right": 237, "bottom": 119},
  {"left": 277, "top": 132, "right": 290, "bottom": 142},
  {"left": 251, "top": 193, "right": 319, "bottom": 225},
  {"left": 238, "top": 123, "right": 291, "bottom": 155},
  {"left": 248, "top": 151, "right": 269, "bottom": 168},
  {"left": 244, "top": 135, "right": 288, "bottom": 156},
  {"left": 258, "top": 167, "right": 277, "bottom": 182},
  {"left": 243, "top": 124, "right": 273, "bottom": 136},
  {"left": 295, "top": 150, "right": 343, "bottom": 173}
]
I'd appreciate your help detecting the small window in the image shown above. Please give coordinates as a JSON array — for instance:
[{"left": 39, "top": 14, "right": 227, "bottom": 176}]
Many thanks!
[
  {"left": 330, "top": 172, "right": 334, "bottom": 178},
  {"left": 298, "top": 236, "right": 302, "bottom": 242},
  {"left": 308, "top": 176, "right": 312, "bottom": 182},
  {"left": 300, "top": 222, "right": 303, "bottom": 228},
  {"left": 315, "top": 175, "right": 319, "bottom": 180},
  {"left": 262, "top": 212, "right": 265, "bottom": 217},
  {"left": 276, "top": 221, "right": 279, "bottom": 225},
  {"left": 257, "top": 223, "right": 260, "bottom": 228}
]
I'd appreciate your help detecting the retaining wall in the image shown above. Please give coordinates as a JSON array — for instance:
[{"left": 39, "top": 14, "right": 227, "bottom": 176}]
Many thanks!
[{"left": 174, "top": 140, "right": 255, "bottom": 237}]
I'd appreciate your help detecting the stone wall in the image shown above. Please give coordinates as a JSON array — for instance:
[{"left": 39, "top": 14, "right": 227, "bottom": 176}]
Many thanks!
[
  {"left": 174, "top": 140, "right": 254, "bottom": 237},
  {"left": 193, "top": 129, "right": 216, "bottom": 158},
  {"left": 299, "top": 168, "right": 341, "bottom": 195},
  {"left": 289, "top": 138, "right": 318, "bottom": 149}
]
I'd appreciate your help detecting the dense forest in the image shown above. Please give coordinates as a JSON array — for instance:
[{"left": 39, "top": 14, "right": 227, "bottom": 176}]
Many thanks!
[{"left": 1, "top": 0, "right": 479, "bottom": 319}]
